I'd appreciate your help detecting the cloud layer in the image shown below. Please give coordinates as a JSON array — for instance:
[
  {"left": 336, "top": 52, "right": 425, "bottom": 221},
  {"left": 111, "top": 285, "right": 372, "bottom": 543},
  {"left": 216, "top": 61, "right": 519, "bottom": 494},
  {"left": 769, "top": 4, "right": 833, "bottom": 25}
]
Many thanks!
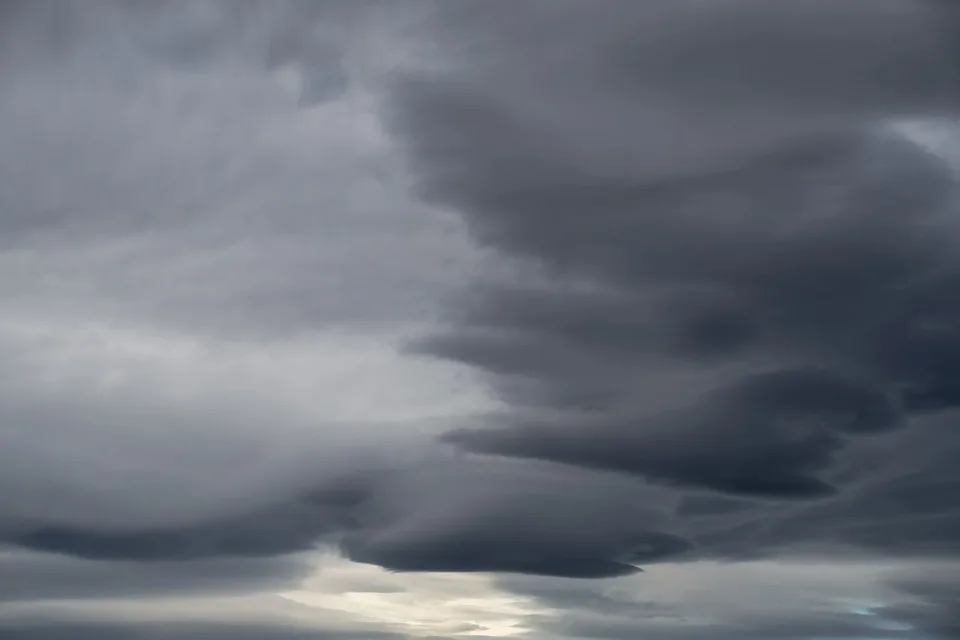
[
  {"left": 3, "top": 2, "right": 960, "bottom": 639},
  {"left": 378, "top": 1, "right": 960, "bottom": 579}
]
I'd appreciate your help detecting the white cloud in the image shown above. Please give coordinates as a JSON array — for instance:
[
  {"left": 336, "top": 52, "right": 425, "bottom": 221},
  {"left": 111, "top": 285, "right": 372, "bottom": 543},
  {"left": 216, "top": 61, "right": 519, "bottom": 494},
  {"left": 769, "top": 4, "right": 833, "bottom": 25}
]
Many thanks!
[
  {"left": 0, "top": 314, "right": 488, "bottom": 530},
  {"left": 282, "top": 552, "right": 552, "bottom": 638}
]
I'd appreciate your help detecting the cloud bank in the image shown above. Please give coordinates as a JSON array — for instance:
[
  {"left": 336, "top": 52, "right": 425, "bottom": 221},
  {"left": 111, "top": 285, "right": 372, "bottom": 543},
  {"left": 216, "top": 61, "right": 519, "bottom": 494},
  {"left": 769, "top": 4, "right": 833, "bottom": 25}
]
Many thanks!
[{"left": 2, "top": 2, "right": 960, "bottom": 639}]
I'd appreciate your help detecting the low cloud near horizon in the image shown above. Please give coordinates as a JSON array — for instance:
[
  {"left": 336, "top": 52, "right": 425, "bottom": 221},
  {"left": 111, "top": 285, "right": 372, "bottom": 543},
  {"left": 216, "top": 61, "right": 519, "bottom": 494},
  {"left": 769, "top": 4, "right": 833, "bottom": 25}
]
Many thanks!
[{"left": 2, "top": 2, "right": 959, "bottom": 639}]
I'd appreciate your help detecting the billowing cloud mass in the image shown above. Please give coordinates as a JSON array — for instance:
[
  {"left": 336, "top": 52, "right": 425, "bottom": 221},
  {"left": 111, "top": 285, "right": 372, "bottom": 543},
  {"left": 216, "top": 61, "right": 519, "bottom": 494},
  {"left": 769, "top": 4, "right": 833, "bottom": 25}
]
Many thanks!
[
  {"left": 339, "top": 458, "right": 690, "bottom": 578},
  {"left": 2, "top": 1, "right": 960, "bottom": 639},
  {"left": 395, "top": 0, "right": 960, "bottom": 563}
]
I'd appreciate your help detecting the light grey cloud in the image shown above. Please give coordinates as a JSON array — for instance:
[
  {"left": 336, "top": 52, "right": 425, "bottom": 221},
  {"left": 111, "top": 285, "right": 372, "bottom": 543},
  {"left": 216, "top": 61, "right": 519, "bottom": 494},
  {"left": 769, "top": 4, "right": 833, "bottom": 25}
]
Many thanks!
[
  {"left": 0, "top": 0, "right": 470, "bottom": 340},
  {"left": 881, "top": 567, "right": 960, "bottom": 639},
  {"left": 497, "top": 560, "right": 925, "bottom": 640},
  {"left": 0, "top": 0, "right": 481, "bottom": 556}
]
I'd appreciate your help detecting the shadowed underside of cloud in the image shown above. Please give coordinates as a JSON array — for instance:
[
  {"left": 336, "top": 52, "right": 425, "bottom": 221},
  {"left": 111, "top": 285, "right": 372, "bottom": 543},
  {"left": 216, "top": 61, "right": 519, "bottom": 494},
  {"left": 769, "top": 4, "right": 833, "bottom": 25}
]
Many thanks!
[
  {"left": 336, "top": 459, "right": 692, "bottom": 577},
  {"left": 443, "top": 366, "right": 902, "bottom": 499},
  {"left": 414, "top": 119, "right": 960, "bottom": 500},
  {"left": 2, "top": 458, "right": 693, "bottom": 579},
  {"left": 686, "top": 416, "right": 960, "bottom": 561},
  {"left": 403, "top": 0, "right": 960, "bottom": 184},
  {"left": 1, "top": 471, "right": 376, "bottom": 560},
  {"left": 3, "top": 0, "right": 960, "bottom": 591},
  {"left": 10, "top": 507, "right": 342, "bottom": 562},
  {"left": 0, "top": 549, "right": 313, "bottom": 602},
  {"left": 882, "top": 569, "right": 960, "bottom": 639},
  {"left": 376, "top": 0, "right": 960, "bottom": 571}
]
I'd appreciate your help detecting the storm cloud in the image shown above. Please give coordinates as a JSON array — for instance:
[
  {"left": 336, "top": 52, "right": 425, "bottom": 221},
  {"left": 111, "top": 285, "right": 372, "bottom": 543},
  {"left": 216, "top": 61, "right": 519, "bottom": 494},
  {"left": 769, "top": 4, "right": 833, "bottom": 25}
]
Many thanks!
[
  {"left": 426, "top": 132, "right": 960, "bottom": 502},
  {"left": 338, "top": 458, "right": 691, "bottom": 578},
  {"left": 0, "top": 548, "right": 315, "bottom": 602},
  {"left": 382, "top": 0, "right": 960, "bottom": 568},
  {"left": 3, "top": 2, "right": 960, "bottom": 640}
]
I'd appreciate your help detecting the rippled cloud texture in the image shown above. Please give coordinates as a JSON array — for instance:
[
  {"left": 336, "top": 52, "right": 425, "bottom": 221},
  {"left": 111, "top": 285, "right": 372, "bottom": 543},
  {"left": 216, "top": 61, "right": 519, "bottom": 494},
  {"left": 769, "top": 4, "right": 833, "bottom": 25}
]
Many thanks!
[{"left": 2, "top": 1, "right": 959, "bottom": 639}]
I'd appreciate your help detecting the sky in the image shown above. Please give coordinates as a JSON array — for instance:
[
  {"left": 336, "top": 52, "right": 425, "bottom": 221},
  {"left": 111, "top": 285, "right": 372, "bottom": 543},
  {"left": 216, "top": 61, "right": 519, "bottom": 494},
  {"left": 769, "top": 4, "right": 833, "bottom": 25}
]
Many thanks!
[{"left": 1, "top": 1, "right": 959, "bottom": 639}]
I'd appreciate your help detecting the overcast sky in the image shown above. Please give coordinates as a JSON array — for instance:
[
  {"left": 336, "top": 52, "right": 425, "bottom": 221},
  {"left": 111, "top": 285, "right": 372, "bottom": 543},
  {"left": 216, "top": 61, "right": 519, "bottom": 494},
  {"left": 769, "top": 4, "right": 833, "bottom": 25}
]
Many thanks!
[{"left": 1, "top": 1, "right": 959, "bottom": 639}]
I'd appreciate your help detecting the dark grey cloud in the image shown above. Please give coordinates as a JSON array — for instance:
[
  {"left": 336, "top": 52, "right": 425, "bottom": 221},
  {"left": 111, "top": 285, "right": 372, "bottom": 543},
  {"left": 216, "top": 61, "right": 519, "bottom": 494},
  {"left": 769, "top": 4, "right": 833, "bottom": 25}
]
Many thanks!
[
  {"left": 685, "top": 416, "right": 960, "bottom": 561},
  {"left": 882, "top": 569, "right": 960, "bottom": 639},
  {"left": 338, "top": 458, "right": 690, "bottom": 578},
  {"left": 3, "top": 3, "right": 960, "bottom": 639},
  {"left": 2, "top": 454, "right": 691, "bottom": 580},
  {"left": 402, "top": 0, "right": 960, "bottom": 183},
  {"left": 0, "top": 549, "right": 313, "bottom": 602},
  {"left": 416, "top": 124, "right": 960, "bottom": 504},
  {"left": 6, "top": 0, "right": 959, "bottom": 582},
  {"left": 445, "top": 366, "right": 901, "bottom": 499},
  {"left": 376, "top": 0, "right": 960, "bottom": 578},
  {"left": 7, "top": 497, "right": 350, "bottom": 562},
  {"left": 0, "top": 465, "right": 381, "bottom": 561}
]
